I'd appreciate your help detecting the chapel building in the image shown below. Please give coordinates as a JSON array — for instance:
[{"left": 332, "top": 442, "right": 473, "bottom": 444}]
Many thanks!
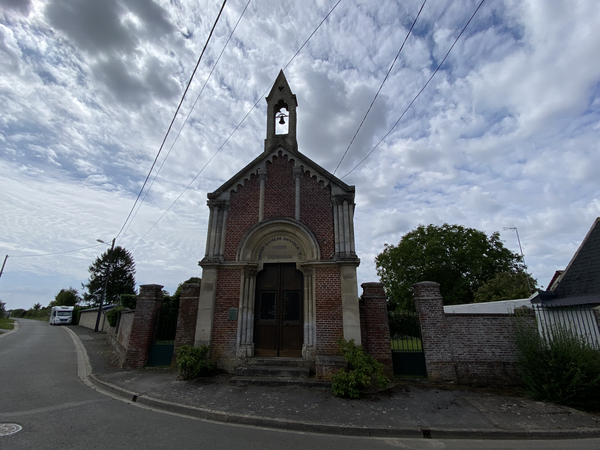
[{"left": 194, "top": 71, "right": 362, "bottom": 372}]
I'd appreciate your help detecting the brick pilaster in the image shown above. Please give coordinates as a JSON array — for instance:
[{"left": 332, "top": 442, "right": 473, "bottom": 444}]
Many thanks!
[
  {"left": 360, "top": 282, "right": 393, "bottom": 377},
  {"left": 122, "top": 284, "right": 164, "bottom": 369},
  {"left": 172, "top": 283, "right": 201, "bottom": 367},
  {"left": 413, "top": 281, "right": 457, "bottom": 382}
]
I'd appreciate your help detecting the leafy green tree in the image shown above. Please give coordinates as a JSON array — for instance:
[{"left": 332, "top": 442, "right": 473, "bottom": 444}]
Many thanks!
[
  {"left": 32, "top": 303, "right": 42, "bottom": 310},
  {"left": 82, "top": 246, "right": 136, "bottom": 307},
  {"left": 375, "top": 223, "right": 523, "bottom": 311},
  {"left": 51, "top": 287, "right": 81, "bottom": 307},
  {"left": 0, "top": 300, "right": 6, "bottom": 317},
  {"left": 474, "top": 271, "right": 537, "bottom": 303}
]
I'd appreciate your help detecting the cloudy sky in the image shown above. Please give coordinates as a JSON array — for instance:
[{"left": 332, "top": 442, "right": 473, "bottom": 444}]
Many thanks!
[{"left": 1, "top": 0, "right": 599, "bottom": 311}]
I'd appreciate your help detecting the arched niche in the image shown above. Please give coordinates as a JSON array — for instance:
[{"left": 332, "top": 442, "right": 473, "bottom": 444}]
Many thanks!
[{"left": 237, "top": 218, "right": 321, "bottom": 270}]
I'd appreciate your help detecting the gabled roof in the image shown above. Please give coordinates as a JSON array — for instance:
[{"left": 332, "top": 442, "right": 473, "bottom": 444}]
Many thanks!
[
  {"left": 208, "top": 145, "right": 354, "bottom": 200},
  {"left": 551, "top": 217, "right": 600, "bottom": 298}
]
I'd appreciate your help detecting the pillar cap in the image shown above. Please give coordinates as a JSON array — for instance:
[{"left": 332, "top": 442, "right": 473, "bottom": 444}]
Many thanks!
[
  {"left": 361, "top": 282, "right": 384, "bottom": 288},
  {"left": 412, "top": 281, "right": 440, "bottom": 288}
]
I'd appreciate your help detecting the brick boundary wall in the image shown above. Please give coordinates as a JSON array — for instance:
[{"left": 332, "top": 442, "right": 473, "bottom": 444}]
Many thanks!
[
  {"left": 122, "top": 284, "right": 164, "bottom": 369},
  {"left": 413, "top": 281, "right": 458, "bottom": 382},
  {"left": 446, "top": 314, "right": 521, "bottom": 385},
  {"left": 413, "top": 281, "right": 537, "bottom": 385},
  {"left": 107, "top": 310, "right": 135, "bottom": 367},
  {"left": 171, "top": 283, "right": 201, "bottom": 367},
  {"left": 360, "top": 282, "right": 393, "bottom": 377}
]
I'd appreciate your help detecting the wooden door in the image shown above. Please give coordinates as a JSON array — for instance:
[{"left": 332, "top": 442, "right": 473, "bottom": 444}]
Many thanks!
[{"left": 254, "top": 263, "right": 303, "bottom": 357}]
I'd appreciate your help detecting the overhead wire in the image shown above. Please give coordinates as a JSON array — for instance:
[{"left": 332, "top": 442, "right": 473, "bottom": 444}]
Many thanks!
[
  {"left": 8, "top": 244, "right": 104, "bottom": 258},
  {"left": 129, "top": 0, "right": 343, "bottom": 250},
  {"left": 332, "top": 0, "right": 427, "bottom": 175},
  {"left": 119, "top": 0, "right": 252, "bottom": 243},
  {"left": 115, "top": 0, "right": 228, "bottom": 243},
  {"left": 341, "top": 0, "right": 486, "bottom": 179}
]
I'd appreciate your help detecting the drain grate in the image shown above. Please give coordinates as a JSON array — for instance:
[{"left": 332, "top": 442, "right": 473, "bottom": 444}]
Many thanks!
[{"left": 0, "top": 424, "right": 22, "bottom": 437}]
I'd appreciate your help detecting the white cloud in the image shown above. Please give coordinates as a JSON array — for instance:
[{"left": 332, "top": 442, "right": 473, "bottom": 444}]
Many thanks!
[{"left": 0, "top": 0, "right": 599, "bottom": 311}]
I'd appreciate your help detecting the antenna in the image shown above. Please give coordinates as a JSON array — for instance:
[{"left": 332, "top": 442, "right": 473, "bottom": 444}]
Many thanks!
[{"left": 503, "top": 227, "right": 532, "bottom": 292}]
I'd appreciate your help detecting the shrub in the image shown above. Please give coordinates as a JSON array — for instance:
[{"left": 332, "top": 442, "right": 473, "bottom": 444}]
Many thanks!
[
  {"left": 332, "top": 339, "right": 390, "bottom": 399},
  {"left": 515, "top": 315, "right": 600, "bottom": 410},
  {"left": 106, "top": 306, "right": 123, "bottom": 327},
  {"left": 120, "top": 294, "right": 137, "bottom": 310},
  {"left": 176, "top": 344, "right": 215, "bottom": 380}
]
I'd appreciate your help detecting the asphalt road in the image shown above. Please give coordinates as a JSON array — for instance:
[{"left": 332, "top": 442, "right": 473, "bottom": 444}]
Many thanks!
[{"left": 1, "top": 319, "right": 599, "bottom": 450}]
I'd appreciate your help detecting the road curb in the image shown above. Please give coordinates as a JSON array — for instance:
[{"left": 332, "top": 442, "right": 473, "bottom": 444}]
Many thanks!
[
  {"left": 0, "top": 319, "right": 19, "bottom": 340},
  {"left": 66, "top": 328, "right": 600, "bottom": 440}
]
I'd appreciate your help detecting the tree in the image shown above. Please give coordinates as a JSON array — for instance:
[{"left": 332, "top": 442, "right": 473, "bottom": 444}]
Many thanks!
[
  {"left": 82, "top": 246, "right": 136, "bottom": 307},
  {"left": 474, "top": 271, "right": 537, "bottom": 303},
  {"left": 375, "top": 223, "right": 524, "bottom": 311},
  {"left": 164, "top": 277, "right": 201, "bottom": 309},
  {"left": 51, "top": 287, "right": 81, "bottom": 307}
]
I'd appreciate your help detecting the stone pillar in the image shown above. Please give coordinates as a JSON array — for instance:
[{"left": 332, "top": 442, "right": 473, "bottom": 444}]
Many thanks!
[
  {"left": 195, "top": 266, "right": 218, "bottom": 347},
  {"left": 237, "top": 266, "right": 257, "bottom": 358},
  {"left": 360, "top": 282, "right": 393, "bottom": 377},
  {"left": 341, "top": 264, "right": 361, "bottom": 344},
  {"left": 413, "top": 281, "right": 457, "bottom": 382},
  {"left": 172, "top": 283, "right": 201, "bottom": 367},
  {"left": 122, "top": 284, "right": 164, "bottom": 369},
  {"left": 258, "top": 168, "right": 267, "bottom": 222}
]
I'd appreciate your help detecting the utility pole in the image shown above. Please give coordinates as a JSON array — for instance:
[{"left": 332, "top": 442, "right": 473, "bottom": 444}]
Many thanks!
[
  {"left": 95, "top": 238, "right": 116, "bottom": 332},
  {"left": 0, "top": 255, "right": 7, "bottom": 281},
  {"left": 503, "top": 227, "right": 532, "bottom": 292}
]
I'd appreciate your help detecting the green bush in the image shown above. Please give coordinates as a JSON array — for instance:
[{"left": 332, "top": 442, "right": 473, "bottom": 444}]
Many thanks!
[
  {"left": 332, "top": 339, "right": 390, "bottom": 399},
  {"left": 515, "top": 316, "right": 600, "bottom": 410},
  {"left": 120, "top": 294, "right": 137, "bottom": 310},
  {"left": 106, "top": 306, "right": 123, "bottom": 327},
  {"left": 176, "top": 344, "right": 215, "bottom": 380}
]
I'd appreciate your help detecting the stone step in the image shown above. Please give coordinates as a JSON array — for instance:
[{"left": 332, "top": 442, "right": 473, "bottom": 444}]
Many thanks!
[
  {"left": 245, "top": 357, "right": 311, "bottom": 368},
  {"left": 230, "top": 376, "right": 330, "bottom": 388},
  {"left": 234, "top": 364, "right": 310, "bottom": 378}
]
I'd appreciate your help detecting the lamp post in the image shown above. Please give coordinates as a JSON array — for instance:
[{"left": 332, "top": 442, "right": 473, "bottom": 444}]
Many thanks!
[{"left": 95, "top": 238, "right": 116, "bottom": 332}]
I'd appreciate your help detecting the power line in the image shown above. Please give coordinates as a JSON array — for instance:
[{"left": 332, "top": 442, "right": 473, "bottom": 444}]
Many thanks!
[
  {"left": 119, "top": 0, "right": 252, "bottom": 243},
  {"left": 9, "top": 244, "right": 103, "bottom": 258},
  {"left": 341, "top": 0, "right": 486, "bottom": 179},
  {"left": 115, "top": 0, "right": 228, "bottom": 243},
  {"left": 333, "top": 0, "right": 427, "bottom": 175},
  {"left": 130, "top": 0, "right": 343, "bottom": 250}
]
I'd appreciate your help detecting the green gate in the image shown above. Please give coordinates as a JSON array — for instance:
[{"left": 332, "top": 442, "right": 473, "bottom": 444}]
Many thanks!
[
  {"left": 147, "top": 307, "right": 179, "bottom": 366},
  {"left": 391, "top": 311, "right": 427, "bottom": 376}
]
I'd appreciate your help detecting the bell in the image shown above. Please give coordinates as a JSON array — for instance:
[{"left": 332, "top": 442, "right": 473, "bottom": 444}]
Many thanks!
[{"left": 279, "top": 115, "right": 286, "bottom": 125}]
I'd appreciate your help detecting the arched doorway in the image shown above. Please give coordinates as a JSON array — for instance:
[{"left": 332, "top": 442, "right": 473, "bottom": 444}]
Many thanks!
[{"left": 254, "top": 263, "right": 303, "bottom": 357}]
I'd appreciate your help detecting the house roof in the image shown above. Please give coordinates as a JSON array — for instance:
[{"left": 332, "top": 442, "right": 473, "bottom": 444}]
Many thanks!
[
  {"left": 533, "top": 217, "right": 600, "bottom": 306},
  {"left": 551, "top": 217, "right": 600, "bottom": 298}
]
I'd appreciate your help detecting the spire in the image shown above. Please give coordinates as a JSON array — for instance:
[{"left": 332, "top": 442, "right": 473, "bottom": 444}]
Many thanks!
[{"left": 264, "top": 70, "right": 298, "bottom": 152}]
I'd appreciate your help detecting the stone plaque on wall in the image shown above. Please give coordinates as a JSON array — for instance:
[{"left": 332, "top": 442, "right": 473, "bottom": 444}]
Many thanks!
[{"left": 257, "top": 236, "right": 303, "bottom": 261}]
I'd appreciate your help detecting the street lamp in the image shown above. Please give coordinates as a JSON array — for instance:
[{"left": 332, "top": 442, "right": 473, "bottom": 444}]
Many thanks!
[{"left": 95, "top": 238, "right": 116, "bottom": 332}]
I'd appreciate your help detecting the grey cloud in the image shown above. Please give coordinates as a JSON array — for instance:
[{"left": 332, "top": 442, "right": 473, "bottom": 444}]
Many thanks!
[
  {"left": 92, "top": 56, "right": 146, "bottom": 104},
  {"left": 44, "top": 0, "right": 173, "bottom": 56},
  {"left": 0, "top": 0, "right": 32, "bottom": 15}
]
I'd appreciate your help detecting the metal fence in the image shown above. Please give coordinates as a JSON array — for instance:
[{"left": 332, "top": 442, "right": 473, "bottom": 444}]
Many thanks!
[{"left": 532, "top": 304, "right": 600, "bottom": 350}]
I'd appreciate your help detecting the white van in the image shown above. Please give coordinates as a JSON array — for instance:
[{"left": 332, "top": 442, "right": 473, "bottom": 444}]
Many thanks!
[{"left": 49, "top": 306, "right": 74, "bottom": 325}]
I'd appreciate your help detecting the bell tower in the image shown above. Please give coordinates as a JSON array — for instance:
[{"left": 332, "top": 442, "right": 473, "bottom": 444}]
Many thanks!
[{"left": 265, "top": 70, "right": 298, "bottom": 153}]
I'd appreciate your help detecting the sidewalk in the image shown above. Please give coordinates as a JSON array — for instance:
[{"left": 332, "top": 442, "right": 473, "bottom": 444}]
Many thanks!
[{"left": 69, "top": 325, "right": 600, "bottom": 440}]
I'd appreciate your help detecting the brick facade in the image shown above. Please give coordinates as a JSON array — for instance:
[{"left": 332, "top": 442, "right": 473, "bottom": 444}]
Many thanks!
[
  {"left": 315, "top": 266, "right": 343, "bottom": 355},
  {"left": 210, "top": 268, "right": 241, "bottom": 362}
]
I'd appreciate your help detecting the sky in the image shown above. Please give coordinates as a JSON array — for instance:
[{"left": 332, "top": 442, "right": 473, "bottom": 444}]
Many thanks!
[{"left": 1, "top": 0, "right": 599, "bottom": 311}]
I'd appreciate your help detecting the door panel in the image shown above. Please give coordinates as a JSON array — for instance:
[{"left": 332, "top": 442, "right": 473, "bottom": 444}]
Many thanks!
[{"left": 254, "top": 263, "right": 303, "bottom": 357}]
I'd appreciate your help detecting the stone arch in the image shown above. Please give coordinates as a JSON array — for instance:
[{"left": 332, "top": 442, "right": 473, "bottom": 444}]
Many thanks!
[{"left": 237, "top": 218, "right": 321, "bottom": 269}]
